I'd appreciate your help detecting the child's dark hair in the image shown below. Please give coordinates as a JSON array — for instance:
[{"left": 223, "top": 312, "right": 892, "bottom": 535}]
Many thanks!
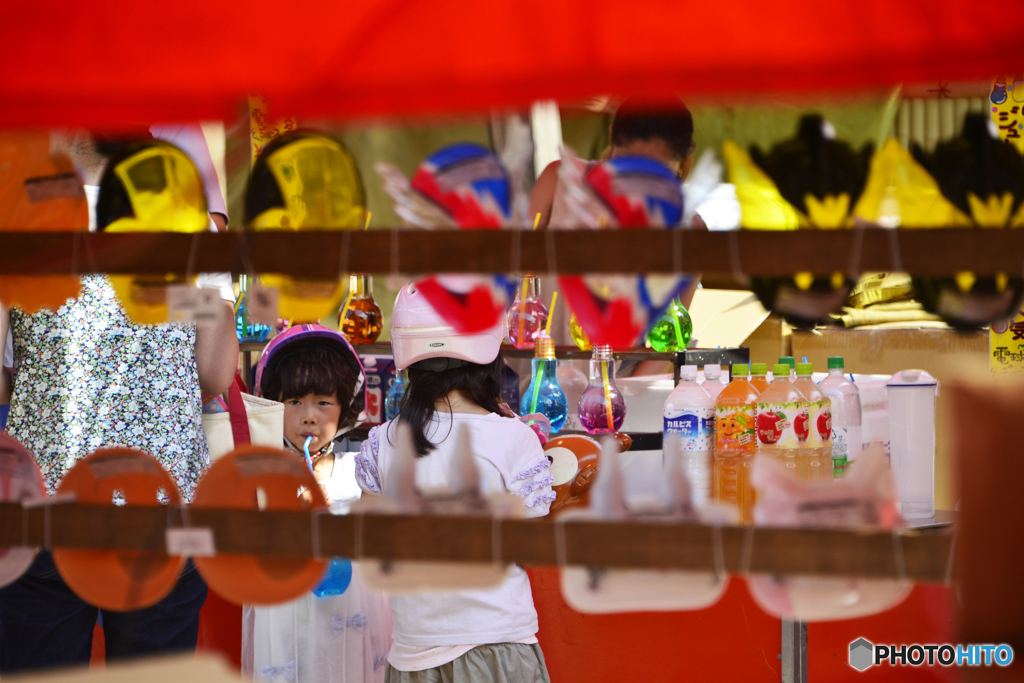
[
  {"left": 261, "top": 346, "right": 360, "bottom": 434},
  {"left": 393, "top": 354, "right": 506, "bottom": 456},
  {"left": 611, "top": 97, "right": 695, "bottom": 162}
]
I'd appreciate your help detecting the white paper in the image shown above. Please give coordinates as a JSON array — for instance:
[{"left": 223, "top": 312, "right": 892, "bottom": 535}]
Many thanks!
[
  {"left": 166, "top": 285, "right": 225, "bottom": 328},
  {"left": 247, "top": 284, "right": 280, "bottom": 325},
  {"left": 166, "top": 528, "right": 216, "bottom": 557}
]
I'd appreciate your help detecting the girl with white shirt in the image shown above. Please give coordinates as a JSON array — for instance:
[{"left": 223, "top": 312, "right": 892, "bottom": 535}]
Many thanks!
[
  {"left": 244, "top": 324, "right": 393, "bottom": 683},
  {"left": 355, "top": 282, "right": 554, "bottom": 683}
]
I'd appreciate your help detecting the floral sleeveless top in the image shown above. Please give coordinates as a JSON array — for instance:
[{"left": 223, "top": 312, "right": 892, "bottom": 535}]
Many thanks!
[{"left": 8, "top": 276, "right": 210, "bottom": 500}]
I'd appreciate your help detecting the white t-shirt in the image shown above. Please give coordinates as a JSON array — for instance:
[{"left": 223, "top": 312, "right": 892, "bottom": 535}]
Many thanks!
[{"left": 355, "top": 412, "right": 554, "bottom": 671}]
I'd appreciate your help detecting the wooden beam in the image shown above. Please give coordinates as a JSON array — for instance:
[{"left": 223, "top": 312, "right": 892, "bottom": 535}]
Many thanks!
[
  {"left": 0, "top": 229, "right": 1021, "bottom": 277},
  {"left": 0, "top": 503, "right": 953, "bottom": 583}
]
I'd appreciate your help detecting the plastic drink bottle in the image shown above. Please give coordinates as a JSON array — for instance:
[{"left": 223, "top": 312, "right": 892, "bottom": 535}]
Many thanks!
[
  {"left": 647, "top": 298, "right": 693, "bottom": 352},
  {"left": 750, "top": 363, "right": 769, "bottom": 393},
  {"left": 499, "top": 362, "right": 521, "bottom": 408},
  {"left": 817, "top": 356, "right": 861, "bottom": 478},
  {"left": 700, "top": 364, "right": 726, "bottom": 402},
  {"left": 384, "top": 369, "right": 408, "bottom": 421},
  {"left": 713, "top": 364, "right": 761, "bottom": 523},
  {"left": 569, "top": 313, "right": 592, "bottom": 351},
  {"left": 578, "top": 345, "right": 626, "bottom": 435},
  {"left": 312, "top": 557, "right": 353, "bottom": 597},
  {"left": 339, "top": 274, "right": 383, "bottom": 344},
  {"left": 755, "top": 364, "right": 809, "bottom": 480},
  {"left": 779, "top": 356, "right": 797, "bottom": 381},
  {"left": 794, "top": 362, "right": 831, "bottom": 482},
  {"left": 521, "top": 336, "right": 568, "bottom": 433},
  {"left": 507, "top": 274, "right": 548, "bottom": 349},
  {"left": 234, "top": 274, "right": 271, "bottom": 343},
  {"left": 664, "top": 365, "right": 714, "bottom": 508}
]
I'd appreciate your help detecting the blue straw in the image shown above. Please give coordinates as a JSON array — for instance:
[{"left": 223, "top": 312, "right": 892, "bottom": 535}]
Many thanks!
[
  {"left": 303, "top": 435, "right": 315, "bottom": 473},
  {"left": 849, "top": 373, "right": 856, "bottom": 383}
]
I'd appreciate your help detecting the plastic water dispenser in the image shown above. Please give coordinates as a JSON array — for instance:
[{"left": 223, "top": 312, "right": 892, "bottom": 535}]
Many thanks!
[{"left": 886, "top": 369, "right": 939, "bottom": 519}]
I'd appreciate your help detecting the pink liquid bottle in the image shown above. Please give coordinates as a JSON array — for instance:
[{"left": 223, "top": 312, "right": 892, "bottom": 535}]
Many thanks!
[
  {"left": 507, "top": 274, "right": 548, "bottom": 349},
  {"left": 578, "top": 345, "right": 626, "bottom": 435}
]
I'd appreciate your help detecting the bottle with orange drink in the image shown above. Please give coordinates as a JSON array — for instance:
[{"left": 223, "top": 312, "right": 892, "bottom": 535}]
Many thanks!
[
  {"left": 749, "top": 363, "right": 769, "bottom": 393},
  {"left": 713, "top": 364, "right": 761, "bottom": 523}
]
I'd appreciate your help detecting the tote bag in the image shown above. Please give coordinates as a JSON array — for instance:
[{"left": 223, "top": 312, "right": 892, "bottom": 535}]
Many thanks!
[{"left": 203, "top": 378, "right": 284, "bottom": 460}]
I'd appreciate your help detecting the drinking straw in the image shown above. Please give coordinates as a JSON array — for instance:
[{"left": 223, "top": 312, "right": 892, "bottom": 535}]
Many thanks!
[
  {"left": 364, "top": 211, "right": 372, "bottom": 230},
  {"left": 339, "top": 283, "right": 354, "bottom": 331},
  {"left": 529, "top": 291, "right": 559, "bottom": 414},
  {"left": 545, "top": 292, "right": 557, "bottom": 336},
  {"left": 303, "top": 435, "right": 315, "bottom": 473},
  {"left": 670, "top": 301, "right": 685, "bottom": 348},
  {"left": 602, "top": 354, "right": 615, "bottom": 431}
]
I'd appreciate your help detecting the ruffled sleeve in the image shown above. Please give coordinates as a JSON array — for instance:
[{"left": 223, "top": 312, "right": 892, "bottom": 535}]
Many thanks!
[
  {"left": 355, "top": 425, "right": 382, "bottom": 495},
  {"left": 509, "top": 431, "right": 555, "bottom": 518}
]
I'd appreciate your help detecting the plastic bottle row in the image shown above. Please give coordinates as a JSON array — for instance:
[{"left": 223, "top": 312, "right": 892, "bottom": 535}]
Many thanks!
[{"left": 664, "top": 358, "right": 939, "bottom": 523}]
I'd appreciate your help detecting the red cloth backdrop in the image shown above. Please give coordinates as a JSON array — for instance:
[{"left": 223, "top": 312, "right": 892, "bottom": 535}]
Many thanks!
[{"left": 2, "top": 0, "right": 1023, "bottom": 128}]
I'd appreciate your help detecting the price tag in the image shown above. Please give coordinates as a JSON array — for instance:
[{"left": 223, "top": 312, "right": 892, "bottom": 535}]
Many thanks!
[
  {"left": 165, "top": 528, "right": 216, "bottom": 557},
  {"left": 166, "top": 285, "right": 226, "bottom": 328},
  {"left": 247, "top": 284, "right": 280, "bottom": 325}
]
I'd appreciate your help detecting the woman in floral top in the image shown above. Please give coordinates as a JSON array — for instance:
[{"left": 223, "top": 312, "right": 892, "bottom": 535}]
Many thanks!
[{"left": 0, "top": 132, "right": 238, "bottom": 673}]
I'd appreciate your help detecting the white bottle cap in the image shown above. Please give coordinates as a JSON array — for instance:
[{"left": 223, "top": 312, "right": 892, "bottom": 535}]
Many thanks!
[
  {"left": 703, "top": 364, "right": 721, "bottom": 378},
  {"left": 680, "top": 365, "right": 698, "bottom": 380}
]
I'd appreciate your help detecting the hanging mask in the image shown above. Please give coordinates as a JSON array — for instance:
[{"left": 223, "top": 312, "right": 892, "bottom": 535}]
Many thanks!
[
  {"left": 749, "top": 445, "right": 911, "bottom": 621},
  {"left": 96, "top": 140, "right": 210, "bottom": 324},
  {"left": 378, "top": 142, "right": 523, "bottom": 333},
  {"left": 559, "top": 436, "right": 732, "bottom": 613},
  {"left": 53, "top": 448, "right": 186, "bottom": 610},
  {"left": 902, "top": 114, "right": 1024, "bottom": 328},
  {"left": 0, "top": 434, "right": 46, "bottom": 588},
  {"left": 726, "top": 116, "right": 873, "bottom": 327},
  {"left": 556, "top": 151, "right": 694, "bottom": 347},
  {"left": 246, "top": 132, "right": 366, "bottom": 322},
  {"left": 191, "top": 445, "right": 329, "bottom": 605},
  {"left": 0, "top": 130, "right": 89, "bottom": 311}
]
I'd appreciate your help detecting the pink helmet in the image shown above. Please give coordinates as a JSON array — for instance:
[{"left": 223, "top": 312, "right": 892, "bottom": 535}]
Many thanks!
[
  {"left": 391, "top": 281, "right": 506, "bottom": 371},
  {"left": 255, "top": 324, "right": 367, "bottom": 435}
]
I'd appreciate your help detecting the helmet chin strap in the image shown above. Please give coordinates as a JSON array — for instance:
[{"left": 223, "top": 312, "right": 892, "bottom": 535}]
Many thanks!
[{"left": 282, "top": 415, "right": 367, "bottom": 457}]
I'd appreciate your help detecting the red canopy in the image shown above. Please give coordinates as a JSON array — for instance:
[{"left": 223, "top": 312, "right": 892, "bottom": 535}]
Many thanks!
[{"left": 1, "top": 0, "right": 1020, "bottom": 127}]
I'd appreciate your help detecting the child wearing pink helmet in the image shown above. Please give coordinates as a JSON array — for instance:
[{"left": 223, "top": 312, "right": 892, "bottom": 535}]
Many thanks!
[
  {"left": 355, "top": 283, "right": 554, "bottom": 683},
  {"left": 245, "top": 324, "right": 394, "bottom": 683}
]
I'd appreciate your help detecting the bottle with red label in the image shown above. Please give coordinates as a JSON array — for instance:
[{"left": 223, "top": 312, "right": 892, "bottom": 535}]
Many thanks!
[
  {"left": 794, "top": 362, "right": 832, "bottom": 482},
  {"left": 713, "top": 364, "right": 761, "bottom": 523},
  {"left": 755, "top": 364, "right": 809, "bottom": 478}
]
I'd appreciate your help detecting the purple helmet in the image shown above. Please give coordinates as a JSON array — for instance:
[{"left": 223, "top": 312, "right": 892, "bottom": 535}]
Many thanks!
[{"left": 255, "top": 324, "right": 367, "bottom": 436}]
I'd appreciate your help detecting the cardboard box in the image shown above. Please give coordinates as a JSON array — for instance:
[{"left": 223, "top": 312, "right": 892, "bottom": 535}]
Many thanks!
[
  {"left": 792, "top": 327, "right": 989, "bottom": 511},
  {"left": 742, "top": 314, "right": 791, "bottom": 367}
]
